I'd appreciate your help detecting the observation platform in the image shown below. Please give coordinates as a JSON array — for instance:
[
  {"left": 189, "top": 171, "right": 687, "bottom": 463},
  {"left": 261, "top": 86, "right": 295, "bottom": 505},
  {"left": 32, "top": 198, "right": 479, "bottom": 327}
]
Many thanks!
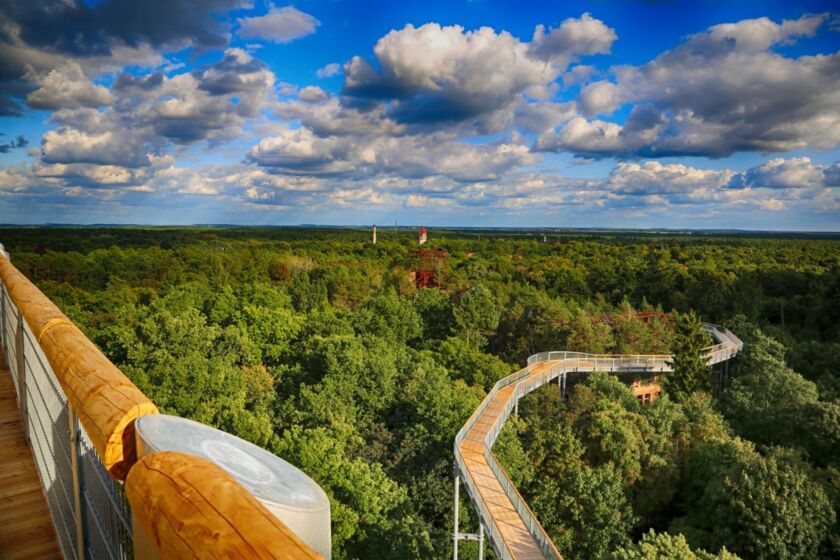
[
  {"left": 0, "top": 351, "right": 62, "bottom": 559},
  {"left": 0, "top": 245, "right": 328, "bottom": 560},
  {"left": 454, "top": 324, "right": 743, "bottom": 560}
]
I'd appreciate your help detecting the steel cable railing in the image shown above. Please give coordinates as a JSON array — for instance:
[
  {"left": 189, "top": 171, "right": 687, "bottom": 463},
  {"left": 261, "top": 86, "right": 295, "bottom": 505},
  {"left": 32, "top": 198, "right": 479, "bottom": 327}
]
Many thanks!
[{"left": 454, "top": 324, "right": 742, "bottom": 560}]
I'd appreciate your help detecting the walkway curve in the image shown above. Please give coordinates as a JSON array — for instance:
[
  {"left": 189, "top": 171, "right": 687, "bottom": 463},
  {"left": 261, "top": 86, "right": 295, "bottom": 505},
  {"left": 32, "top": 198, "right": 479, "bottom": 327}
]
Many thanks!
[{"left": 453, "top": 324, "right": 743, "bottom": 560}]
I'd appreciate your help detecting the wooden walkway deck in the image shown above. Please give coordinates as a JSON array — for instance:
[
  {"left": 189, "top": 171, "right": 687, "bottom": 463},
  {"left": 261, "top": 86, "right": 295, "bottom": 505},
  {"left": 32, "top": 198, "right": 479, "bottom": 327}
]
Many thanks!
[
  {"left": 458, "top": 363, "right": 553, "bottom": 559},
  {"left": 0, "top": 352, "right": 62, "bottom": 559}
]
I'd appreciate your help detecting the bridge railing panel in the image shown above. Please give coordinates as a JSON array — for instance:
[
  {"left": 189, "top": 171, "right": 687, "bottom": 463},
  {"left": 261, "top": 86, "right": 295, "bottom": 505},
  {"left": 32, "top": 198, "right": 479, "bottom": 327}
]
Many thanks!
[
  {"left": 453, "top": 445, "right": 511, "bottom": 559},
  {"left": 78, "top": 417, "right": 134, "bottom": 560},
  {"left": 483, "top": 378, "right": 562, "bottom": 559},
  {"left": 2, "top": 288, "right": 20, "bottom": 396},
  {"left": 484, "top": 450, "right": 560, "bottom": 560},
  {"left": 1, "top": 281, "right": 134, "bottom": 560}
]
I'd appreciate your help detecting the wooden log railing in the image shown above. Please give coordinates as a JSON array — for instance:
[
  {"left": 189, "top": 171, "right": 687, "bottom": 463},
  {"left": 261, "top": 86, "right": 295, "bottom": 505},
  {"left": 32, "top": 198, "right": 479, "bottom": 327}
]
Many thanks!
[
  {"left": 0, "top": 248, "right": 324, "bottom": 560},
  {"left": 0, "top": 255, "right": 158, "bottom": 480},
  {"left": 125, "top": 452, "right": 321, "bottom": 560}
]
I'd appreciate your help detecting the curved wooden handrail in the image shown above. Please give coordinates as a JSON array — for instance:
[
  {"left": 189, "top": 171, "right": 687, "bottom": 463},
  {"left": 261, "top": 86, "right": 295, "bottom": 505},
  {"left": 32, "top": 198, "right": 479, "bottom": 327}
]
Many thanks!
[
  {"left": 125, "top": 452, "right": 322, "bottom": 560},
  {"left": 0, "top": 256, "right": 158, "bottom": 480}
]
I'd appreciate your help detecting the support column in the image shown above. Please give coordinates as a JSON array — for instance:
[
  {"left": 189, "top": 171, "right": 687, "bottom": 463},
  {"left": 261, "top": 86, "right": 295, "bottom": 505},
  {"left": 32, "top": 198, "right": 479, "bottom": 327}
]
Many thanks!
[
  {"left": 477, "top": 522, "right": 484, "bottom": 559},
  {"left": 453, "top": 475, "right": 459, "bottom": 560},
  {"left": 723, "top": 359, "right": 729, "bottom": 392},
  {"left": 514, "top": 398, "right": 518, "bottom": 417}
]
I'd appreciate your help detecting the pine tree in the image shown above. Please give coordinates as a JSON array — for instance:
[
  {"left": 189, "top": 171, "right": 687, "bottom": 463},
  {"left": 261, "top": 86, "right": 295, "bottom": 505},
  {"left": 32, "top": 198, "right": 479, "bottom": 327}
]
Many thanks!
[{"left": 663, "top": 311, "right": 710, "bottom": 402}]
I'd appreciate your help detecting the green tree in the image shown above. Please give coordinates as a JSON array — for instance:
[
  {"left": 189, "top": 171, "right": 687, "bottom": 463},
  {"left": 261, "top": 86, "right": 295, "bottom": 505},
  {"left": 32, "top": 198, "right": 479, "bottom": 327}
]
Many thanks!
[
  {"left": 354, "top": 292, "right": 422, "bottom": 344},
  {"left": 454, "top": 283, "right": 500, "bottom": 348},
  {"left": 677, "top": 452, "right": 835, "bottom": 560},
  {"left": 433, "top": 335, "right": 511, "bottom": 389},
  {"left": 609, "top": 530, "right": 741, "bottom": 560},
  {"left": 537, "top": 463, "right": 635, "bottom": 558},
  {"left": 273, "top": 426, "right": 433, "bottom": 559},
  {"left": 663, "top": 311, "right": 710, "bottom": 402},
  {"left": 412, "top": 288, "right": 455, "bottom": 340},
  {"left": 720, "top": 319, "right": 840, "bottom": 466},
  {"left": 566, "top": 312, "right": 613, "bottom": 353},
  {"left": 289, "top": 271, "right": 328, "bottom": 312}
]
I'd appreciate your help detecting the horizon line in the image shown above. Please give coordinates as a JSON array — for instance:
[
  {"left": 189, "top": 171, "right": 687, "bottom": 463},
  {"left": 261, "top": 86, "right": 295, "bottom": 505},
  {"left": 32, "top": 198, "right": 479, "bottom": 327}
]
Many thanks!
[{"left": 1, "top": 223, "right": 839, "bottom": 235}]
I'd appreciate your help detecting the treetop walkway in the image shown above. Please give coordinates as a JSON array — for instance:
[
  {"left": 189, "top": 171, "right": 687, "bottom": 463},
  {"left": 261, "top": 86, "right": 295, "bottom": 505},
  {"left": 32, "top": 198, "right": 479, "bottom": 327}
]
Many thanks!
[{"left": 453, "top": 322, "right": 743, "bottom": 559}]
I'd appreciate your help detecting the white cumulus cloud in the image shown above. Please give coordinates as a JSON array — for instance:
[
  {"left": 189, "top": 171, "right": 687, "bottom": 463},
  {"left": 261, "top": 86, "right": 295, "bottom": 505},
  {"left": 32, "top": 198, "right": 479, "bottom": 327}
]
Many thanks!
[{"left": 538, "top": 13, "right": 840, "bottom": 158}]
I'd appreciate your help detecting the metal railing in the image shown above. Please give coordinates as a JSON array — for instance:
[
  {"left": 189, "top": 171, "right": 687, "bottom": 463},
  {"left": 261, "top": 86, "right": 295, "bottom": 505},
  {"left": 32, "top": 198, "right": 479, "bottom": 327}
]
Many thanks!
[
  {"left": 0, "top": 248, "right": 326, "bottom": 560},
  {"left": 453, "top": 360, "right": 566, "bottom": 560},
  {"left": 454, "top": 324, "right": 743, "bottom": 559},
  {"left": 1, "top": 282, "right": 133, "bottom": 560}
]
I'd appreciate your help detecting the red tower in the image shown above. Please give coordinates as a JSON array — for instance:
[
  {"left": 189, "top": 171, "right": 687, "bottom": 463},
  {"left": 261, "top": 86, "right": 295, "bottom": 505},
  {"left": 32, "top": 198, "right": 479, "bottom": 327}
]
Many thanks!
[{"left": 408, "top": 249, "right": 448, "bottom": 288}]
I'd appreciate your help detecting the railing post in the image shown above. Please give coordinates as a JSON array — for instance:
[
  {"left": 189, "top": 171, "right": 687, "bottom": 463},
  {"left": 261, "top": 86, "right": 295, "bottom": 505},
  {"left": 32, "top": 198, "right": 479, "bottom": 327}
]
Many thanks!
[
  {"left": 0, "top": 285, "right": 6, "bottom": 368},
  {"left": 16, "top": 311, "right": 27, "bottom": 441},
  {"left": 69, "top": 410, "right": 86, "bottom": 560},
  {"left": 453, "top": 474, "right": 460, "bottom": 560}
]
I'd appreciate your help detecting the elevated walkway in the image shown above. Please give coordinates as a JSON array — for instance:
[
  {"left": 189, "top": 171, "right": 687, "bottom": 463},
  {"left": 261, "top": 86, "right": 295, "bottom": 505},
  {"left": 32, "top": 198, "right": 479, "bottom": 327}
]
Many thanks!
[
  {"left": 454, "top": 324, "right": 743, "bottom": 560},
  {"left": 0, "top": 350, "right": 61, "bottom": 559},
  {"left": 0, "top": 246, "right": 328, "bottom": 560}
]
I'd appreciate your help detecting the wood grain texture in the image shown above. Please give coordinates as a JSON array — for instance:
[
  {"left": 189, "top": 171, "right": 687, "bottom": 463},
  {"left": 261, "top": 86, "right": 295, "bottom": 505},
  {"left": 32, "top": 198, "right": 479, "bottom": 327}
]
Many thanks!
[
  {"left": 0, "top": 357, "right": 62, "bottom": 559},
  {"left": 125, "top": 451, "right": 323, "bottom": 560},
  {"left": 0, "top": 256, "right": 158, "bottom": 480}
]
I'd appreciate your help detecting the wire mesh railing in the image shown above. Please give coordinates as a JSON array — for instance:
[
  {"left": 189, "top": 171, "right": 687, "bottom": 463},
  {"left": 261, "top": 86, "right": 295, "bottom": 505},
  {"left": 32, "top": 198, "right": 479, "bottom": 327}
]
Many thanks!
[
  {"left": 0, "top": 246, "right": 329, "bottom": 560},
  {"left": 454, "top": 324, "right": 743, "bottom": 559},
  {"left": 0, "top": 281, "right": 133, "bottom": 560}
]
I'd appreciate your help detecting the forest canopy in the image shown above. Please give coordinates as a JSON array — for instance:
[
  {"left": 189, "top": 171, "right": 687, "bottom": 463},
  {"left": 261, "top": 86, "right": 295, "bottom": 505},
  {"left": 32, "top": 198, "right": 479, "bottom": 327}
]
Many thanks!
[{"left": 3, "top": 226, "right": 839, "bottom": 559}]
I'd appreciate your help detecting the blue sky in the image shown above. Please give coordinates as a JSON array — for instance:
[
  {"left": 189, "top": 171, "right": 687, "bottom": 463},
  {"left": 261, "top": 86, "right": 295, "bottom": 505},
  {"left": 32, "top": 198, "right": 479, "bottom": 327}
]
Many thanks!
[{"left": 0, "top": 0, "right": 838, "bottom": 229}]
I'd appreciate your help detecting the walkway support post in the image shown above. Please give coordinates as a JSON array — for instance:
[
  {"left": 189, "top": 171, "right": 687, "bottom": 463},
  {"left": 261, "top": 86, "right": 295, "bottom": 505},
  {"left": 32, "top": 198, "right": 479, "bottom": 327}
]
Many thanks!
[
  {"left": 453, "top": 474, "right": 459, "bottom": 560},
  {"left": 724, "top": 359, "right": 730, "bottom": 392},
  {"left": 477, "top": 523, "right": 484, "bottom": 559}
]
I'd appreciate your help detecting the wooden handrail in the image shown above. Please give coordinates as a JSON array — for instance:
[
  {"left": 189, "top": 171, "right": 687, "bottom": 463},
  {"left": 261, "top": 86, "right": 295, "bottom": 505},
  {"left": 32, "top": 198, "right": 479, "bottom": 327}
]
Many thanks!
[
  {"left": 125, "top": 452, "right": 322, "bottom": 560},
  {"left": 0, "top": 256, "right": 158, "bottom": 480},
  {"left": 0, "top": 253, "right": 328, "bottom": 558}
]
